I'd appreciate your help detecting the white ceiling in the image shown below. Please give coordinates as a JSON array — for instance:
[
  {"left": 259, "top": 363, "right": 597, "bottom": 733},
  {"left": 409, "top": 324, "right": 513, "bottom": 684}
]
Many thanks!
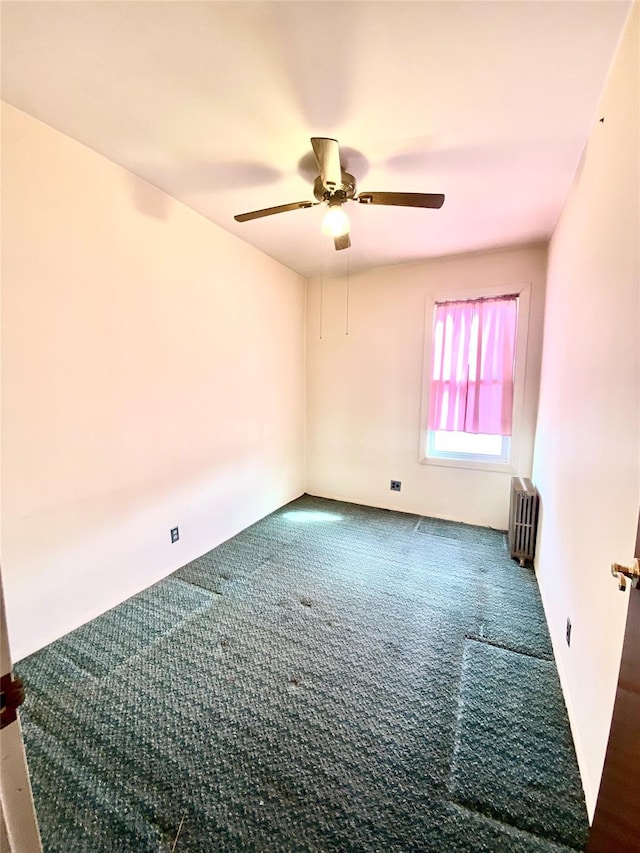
[{"left": 1, "top": 1, "right": 632, "bottom": 279}]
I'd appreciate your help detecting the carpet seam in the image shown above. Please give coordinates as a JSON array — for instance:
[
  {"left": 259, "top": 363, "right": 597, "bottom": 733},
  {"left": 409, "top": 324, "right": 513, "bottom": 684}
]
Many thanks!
[
  {"left": 447, "top": 801, "right": 585, "bottom": 852},
  {"left": 465, "top": 634, "right": 554, "bottom": 661}
]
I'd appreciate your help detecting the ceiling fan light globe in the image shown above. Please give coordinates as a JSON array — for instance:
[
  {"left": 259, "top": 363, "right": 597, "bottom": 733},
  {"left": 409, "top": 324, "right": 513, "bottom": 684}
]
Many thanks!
[{"left": 322, "top": 205, "right": 350, "bottom": 237}]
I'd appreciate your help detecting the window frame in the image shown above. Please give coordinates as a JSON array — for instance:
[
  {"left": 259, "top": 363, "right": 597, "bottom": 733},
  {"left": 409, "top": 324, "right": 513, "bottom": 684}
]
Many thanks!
[{"left": 419, "top": 281, "right": 531, "bottom": 473}]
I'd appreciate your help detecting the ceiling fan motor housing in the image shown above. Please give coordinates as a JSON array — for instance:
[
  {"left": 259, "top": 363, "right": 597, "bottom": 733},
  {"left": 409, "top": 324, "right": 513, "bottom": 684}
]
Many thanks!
[{"left": 313, "top": 172, "right": 357, "bottom": 204}]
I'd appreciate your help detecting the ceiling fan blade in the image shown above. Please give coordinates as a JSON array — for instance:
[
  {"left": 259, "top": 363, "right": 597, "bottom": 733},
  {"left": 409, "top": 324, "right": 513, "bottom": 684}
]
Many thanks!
[
  {"left": 234, "top": 200, "right": 317, "bottom": 222},
  {"left": 311, "top": 137, "right": 342, "bottom": 190},
  {"left": 357, "top": 191, "right": 445, "bottom": 209},
  {"left": 334, "top": 232, "right": 351, "bottom": 251}
]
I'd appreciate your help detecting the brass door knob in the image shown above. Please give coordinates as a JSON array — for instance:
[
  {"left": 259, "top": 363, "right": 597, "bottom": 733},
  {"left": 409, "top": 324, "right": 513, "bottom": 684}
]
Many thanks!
[{"left": 611, "top": 559, "right": 640, "bottom": 591}]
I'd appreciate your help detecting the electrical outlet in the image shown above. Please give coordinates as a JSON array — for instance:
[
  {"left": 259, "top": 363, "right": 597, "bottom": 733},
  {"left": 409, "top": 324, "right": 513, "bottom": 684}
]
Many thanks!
[
  {"left": 390, "top": 480, "right": 402, "bottom": 492},
  {"left": 171, "top": 527, "right": 179, "bottom": 543},
  {"left": 566, "top": 617, "right": 572, "bottom": 647}
]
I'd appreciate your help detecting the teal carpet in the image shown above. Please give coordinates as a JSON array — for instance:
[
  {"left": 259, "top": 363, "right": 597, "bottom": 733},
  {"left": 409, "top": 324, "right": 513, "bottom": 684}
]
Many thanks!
[{"left": 15, "top": 495, "right": 588, "bottom": 852}]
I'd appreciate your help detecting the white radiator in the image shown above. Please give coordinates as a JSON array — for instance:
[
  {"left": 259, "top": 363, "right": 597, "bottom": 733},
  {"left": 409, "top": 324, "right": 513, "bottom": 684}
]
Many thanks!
[{"left": 508, "top": 477, "right": 539, "bottom": 566}]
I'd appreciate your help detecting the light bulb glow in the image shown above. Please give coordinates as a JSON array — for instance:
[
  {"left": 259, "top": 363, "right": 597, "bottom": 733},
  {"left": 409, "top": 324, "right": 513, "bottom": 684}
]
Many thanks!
[{"left": 322, "top": 205, "right": 350, "bottom": 237}]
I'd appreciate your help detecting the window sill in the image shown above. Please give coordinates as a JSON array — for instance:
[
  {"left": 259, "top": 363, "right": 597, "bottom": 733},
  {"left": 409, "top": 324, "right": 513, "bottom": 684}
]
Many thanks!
[{"left": 419, "top": 454, "right": 517, "bottom": 474}]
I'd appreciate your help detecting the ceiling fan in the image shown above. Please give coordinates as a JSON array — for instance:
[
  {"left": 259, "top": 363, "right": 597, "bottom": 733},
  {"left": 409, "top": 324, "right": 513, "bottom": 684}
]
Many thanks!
[{"left": 234, "top": 137, "right": 445, "bottom": 251}]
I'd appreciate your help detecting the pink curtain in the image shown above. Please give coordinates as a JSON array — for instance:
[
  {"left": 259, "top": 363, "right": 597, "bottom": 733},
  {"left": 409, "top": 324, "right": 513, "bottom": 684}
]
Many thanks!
[{"left": 428, "top": 296, "right": 517, "bottom": 436}]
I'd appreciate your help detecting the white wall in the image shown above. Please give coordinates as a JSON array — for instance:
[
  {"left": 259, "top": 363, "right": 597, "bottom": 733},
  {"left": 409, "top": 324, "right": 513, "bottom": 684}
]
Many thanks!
[
  {"left": 306, "top": 245, "right": 546, "bottom": 529},
  {"left": 532, "top": 4, "right": 639, "bottom": 821},
  {"left": 1, "top": 103, "right": 306, "bottom": 663}
]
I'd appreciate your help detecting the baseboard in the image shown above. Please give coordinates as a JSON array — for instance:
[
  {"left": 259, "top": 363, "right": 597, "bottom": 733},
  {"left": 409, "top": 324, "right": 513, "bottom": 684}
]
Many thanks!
[
  {"left": 303, "top": 489, "right": 506, "bottom": 530},
  {"left": 536, "top": 574, "right": 597, "bottom": 823}
]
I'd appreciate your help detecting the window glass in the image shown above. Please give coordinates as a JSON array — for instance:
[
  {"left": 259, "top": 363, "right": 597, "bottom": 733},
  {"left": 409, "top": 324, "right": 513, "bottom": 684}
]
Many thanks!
[{"left": 428, "top": 430, "right": 511, "bottom": 462}]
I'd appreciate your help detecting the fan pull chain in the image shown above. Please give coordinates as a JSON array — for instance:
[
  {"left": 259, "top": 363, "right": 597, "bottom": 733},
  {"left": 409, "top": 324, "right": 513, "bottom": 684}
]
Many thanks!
[
  {"left": 345, "top": 252, "right": 350, "bottom": 336},
  {"left": 319, "top": 230, "right": 324, "bottom": 340}
]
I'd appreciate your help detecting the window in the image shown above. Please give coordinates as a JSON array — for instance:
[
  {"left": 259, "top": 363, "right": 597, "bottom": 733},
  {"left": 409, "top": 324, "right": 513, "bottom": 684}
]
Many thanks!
[{"left": 422, "top": 291, "right": 523, "bottom": 469}]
